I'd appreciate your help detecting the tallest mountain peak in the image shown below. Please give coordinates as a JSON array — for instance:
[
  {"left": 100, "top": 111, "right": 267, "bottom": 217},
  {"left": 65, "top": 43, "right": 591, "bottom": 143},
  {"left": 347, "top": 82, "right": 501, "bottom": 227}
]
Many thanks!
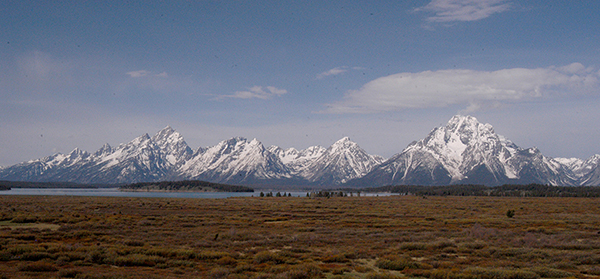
[
  {"left": 447, "top": 115, "right": 480, "bottom": 126},
  {"left": 444, "top": 115, "right": 493, "bottom": 135}
]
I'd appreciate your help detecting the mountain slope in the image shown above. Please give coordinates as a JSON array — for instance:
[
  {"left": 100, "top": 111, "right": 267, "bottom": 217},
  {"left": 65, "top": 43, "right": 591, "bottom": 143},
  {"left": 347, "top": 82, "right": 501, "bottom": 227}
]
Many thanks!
[
  {"left": 350, "top": 115, "right": 581, "bottom": 186},
  {"left": 301, "top": 137, "right": 384, "bottom": 185},
  {"left": 0, "top": 126, "right": 194, "bottom": 184},
  {"left": 180, "top": 137, "right": 293, "bottom": 185},
  {"left": 2, "top": 118, "right": 600, "bottom": 187}
]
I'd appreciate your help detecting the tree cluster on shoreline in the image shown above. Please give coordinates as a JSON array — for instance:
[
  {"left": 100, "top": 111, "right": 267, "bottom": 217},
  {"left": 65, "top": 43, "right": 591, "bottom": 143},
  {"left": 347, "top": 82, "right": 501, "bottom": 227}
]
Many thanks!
[
  {"left": 361, "top": 183, "right": 600, "bottom": 197},
  {"left": 120, "top": 180, "right": 254, "bottom": 192}
]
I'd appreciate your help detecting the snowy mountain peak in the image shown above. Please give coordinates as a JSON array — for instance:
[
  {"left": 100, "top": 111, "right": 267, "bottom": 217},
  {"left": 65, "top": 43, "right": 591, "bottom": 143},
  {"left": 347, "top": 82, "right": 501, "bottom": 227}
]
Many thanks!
[
  {"left": 152, "top": 125, "right": 176, "bottom": 139},
  {"left": 68, "top": 148, "right": 89, "bottom": 158},
  {"left": 304, "top": 137, "right": 384, "bottom": 184},
  {"left": 440, "top": 115, "right": 495, "bottom": 147},
  {"left": 249, "top": 138, "right": 261, "bottom": 146},
  {"left": 131, "top": 133, "right": 151, "bottom": 146},
  {"left": 93, "top": 143, "right": 113, "bottom": 158},
  {"left": 336, "top": 136, "right": 351, "bottom": 142},
  {"left": 5, "top": 119, "right": 598, "bottom": 187},
  {"left": 329, "top": 137, "right": 359, "bottom": 153}
]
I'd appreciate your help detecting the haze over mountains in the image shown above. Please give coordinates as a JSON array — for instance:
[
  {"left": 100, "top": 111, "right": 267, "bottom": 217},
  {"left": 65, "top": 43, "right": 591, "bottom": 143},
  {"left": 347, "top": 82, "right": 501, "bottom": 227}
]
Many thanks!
[{"left": 2, "top": 115, "right": 600, "bottom": 187}]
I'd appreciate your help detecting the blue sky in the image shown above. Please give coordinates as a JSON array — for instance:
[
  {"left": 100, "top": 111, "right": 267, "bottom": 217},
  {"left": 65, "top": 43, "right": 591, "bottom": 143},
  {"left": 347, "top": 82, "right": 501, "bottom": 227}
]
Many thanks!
[{"left": 1, "top": 0, "right": 600, "bottom": 166}]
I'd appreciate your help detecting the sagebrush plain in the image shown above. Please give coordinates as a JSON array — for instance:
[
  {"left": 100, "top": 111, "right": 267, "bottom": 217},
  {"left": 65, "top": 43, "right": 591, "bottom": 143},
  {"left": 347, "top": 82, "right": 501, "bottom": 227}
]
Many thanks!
[{"left": 1, "top": 195, "right": 599, "bottom": 278}]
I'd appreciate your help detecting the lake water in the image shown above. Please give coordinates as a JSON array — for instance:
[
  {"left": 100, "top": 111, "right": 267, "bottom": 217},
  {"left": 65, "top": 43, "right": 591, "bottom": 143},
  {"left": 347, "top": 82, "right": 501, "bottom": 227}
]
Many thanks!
[{"left": 0, "top": 188, "right": 396, "bottom": 199}]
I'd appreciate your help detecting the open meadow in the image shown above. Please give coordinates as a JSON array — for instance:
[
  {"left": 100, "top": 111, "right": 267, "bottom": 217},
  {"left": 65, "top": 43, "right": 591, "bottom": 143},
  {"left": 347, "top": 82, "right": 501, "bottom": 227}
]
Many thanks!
[{"left": 0, "top": 195, "right": 599, "bottom": 279}]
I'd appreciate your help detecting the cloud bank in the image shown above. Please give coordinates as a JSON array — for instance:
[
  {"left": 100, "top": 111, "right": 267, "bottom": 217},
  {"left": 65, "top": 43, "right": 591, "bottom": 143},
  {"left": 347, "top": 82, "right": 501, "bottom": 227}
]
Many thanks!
[
  {"left": 416, "top": 0, "right": 512, "bottom": 22},
  {"left": 324, "top": 63, "right": 599, "bottom": 113}
]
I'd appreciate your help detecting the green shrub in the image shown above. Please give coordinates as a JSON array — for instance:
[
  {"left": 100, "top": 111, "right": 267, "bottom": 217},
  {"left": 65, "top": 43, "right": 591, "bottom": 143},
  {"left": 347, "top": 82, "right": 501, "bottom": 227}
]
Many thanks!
[
  {"left": 464, "top": 267, "right": 540, "bottom": 279},
  {"left": 58, "top": 269, "right": 82, "bottom": 278},
  {"left": 506, "top": 209, "right": 515, "bottom": 218},
  {"left": 11, "top": 215, "right": 37, "bottom": 223},
  {"left": 208, "top": 267, "right": 231, "bottom": 279},
  {"left": 527, "top": 267, "right": 573, "bottom": 278},
  {"left": 0, "top": 251, "right": 11, "bottom": 261},
  {"left": 113, "top": 254, "right": 165, "bottom": 267},
  {"left": 365, "top": 273, "right": 403, "bottom": 279},
  {"left": 18, "top": 261, "right": 58, "bottom": 272},
  {"left": 376, "top": 256, "right": 420, "bottom": 270},
  {"left": 217, "top": 256, "right": 237, "bottom": 266},
  {"left": 197, "top": 250, "right": 230, "bottom": 260},
  {"left": 253, "top": 251, "right": 284, "bottom": 264},
  {"left": 278, "top": 264, "right": 322, "bottom": 279},
  {"left": 19, "top": 251, "right": 55, "bottom": 261},
  {"left": 8, "top": 246, "right": 33, "bottom": 256},
  {"left": 399, "top": 242, "right": 427, "bottom": 251},
  {"left": 321, "top": 253, "right": 349, "bottom": 263},
  {"left": 123, "top": 239, "right": 144, "bottom": 247}
]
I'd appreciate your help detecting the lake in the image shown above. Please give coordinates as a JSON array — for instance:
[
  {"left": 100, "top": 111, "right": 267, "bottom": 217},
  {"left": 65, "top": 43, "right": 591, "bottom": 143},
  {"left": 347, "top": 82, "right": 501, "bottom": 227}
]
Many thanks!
[{"left": 0, "top": 188, "right": 396, "bottom": 199}]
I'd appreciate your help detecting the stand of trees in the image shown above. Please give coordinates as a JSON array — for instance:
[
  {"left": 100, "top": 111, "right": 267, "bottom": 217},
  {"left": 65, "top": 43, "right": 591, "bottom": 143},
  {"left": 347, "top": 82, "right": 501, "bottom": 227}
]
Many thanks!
[
  {"left": 120, "top": 180, "right": 254, "bottom": 192},
  {"left": 364, "top": 184, "right": 600, "bottom": 197}
]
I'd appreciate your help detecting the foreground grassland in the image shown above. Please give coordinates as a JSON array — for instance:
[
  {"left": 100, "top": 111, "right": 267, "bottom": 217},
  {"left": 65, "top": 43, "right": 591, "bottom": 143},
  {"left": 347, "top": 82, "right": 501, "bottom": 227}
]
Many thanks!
[{"left": 0, "top": 196, "right": 599, "bottom": 279}]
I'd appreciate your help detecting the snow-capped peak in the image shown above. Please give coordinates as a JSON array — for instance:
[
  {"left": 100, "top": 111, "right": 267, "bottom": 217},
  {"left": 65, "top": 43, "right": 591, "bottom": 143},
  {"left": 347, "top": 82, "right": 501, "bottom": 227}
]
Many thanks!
[
  {"left": 403, "top": 115, "right": 521, "bottom": 182},
  {"left": 303, "top": 137, "right": 384, "bottom": 184},
  {"left": 329, "top": 137, "right": 358, "bottom": 153}
]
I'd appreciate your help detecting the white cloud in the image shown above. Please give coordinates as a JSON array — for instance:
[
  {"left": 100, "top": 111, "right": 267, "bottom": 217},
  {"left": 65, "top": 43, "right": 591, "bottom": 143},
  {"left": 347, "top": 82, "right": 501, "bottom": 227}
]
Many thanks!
[
  {"left": 324, "top": 63, "right": 599, "bottom": 113},
  {"left": 126, "top": 70, "right": 169, "bottom": 78},
  {"left": 126, "top": 70, "right": 150, "bottom": 78},
  {"left": 316, "top": 66, "right": 366, "bottom": 79},
  {"left": 217, "top": 86, "right": 288, "bottom": 100},
  {"left": 155, "top": 72, "right": 169, "bottom": 78},
  {"left": 317, "top": 67, "right": 348, "bottom": 79},
  {"left": 415, "top": 0, "right": 511, "bottom": 22}
]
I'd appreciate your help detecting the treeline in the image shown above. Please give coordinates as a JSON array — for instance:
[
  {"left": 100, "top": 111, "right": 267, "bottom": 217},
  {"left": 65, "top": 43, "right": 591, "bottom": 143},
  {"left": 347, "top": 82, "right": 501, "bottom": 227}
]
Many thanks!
[
  {"left": 364, "top": 184, "right": 600, "bottom": 197},
  {"left": 120, "top": 180, "right": 254, "bottom": 192},
  {"left": 259, "top": 191, "right": 293, "bottom": 197},
  {"left": 0, "top": 180, "right": 104, "bottom": 189}
]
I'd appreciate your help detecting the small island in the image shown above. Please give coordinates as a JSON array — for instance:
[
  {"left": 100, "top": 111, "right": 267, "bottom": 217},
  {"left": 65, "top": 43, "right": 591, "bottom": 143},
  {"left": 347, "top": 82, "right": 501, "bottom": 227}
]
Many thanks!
[{"left": 119, "top": 180, "right": 254, "bottom": 192}]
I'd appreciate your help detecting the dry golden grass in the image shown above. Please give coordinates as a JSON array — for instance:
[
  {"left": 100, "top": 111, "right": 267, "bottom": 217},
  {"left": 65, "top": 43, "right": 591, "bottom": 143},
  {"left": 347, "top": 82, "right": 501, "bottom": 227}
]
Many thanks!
[{"left": 0, "top": 195, "right": 599, "bottom": 278}]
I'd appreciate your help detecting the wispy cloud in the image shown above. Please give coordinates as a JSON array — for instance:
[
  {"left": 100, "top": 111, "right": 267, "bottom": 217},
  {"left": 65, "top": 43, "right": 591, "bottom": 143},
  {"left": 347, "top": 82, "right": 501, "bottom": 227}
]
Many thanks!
[
  {"left": 323, "top": 63, "right": 599, "bottom": 114},
  {"left": 317, "top": 67, "right": 348, "bottom": 79},
  {"left": 415, "top": 0, "right": 511, "bottom": 23},
  {"left": 155, "top": 71, "right": 168, "bottom": 78},
  {"left": 216, "top": 86, "right": 288, "bottom": 100},
  {"left": 126, "top": 70, "right": 168, "bottom": 78},
  {"left": 126, "top": 70, "right": 150, "bottom": 78},
  {"left": 316, "top": 66, "right": 365, "bottom": 79}
]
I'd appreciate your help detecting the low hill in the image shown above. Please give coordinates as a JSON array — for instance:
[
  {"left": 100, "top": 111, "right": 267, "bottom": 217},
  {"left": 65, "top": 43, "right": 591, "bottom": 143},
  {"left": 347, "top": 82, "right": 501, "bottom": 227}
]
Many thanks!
[{"left": 0, "top": 180, "right": 106, "bottom": 189}]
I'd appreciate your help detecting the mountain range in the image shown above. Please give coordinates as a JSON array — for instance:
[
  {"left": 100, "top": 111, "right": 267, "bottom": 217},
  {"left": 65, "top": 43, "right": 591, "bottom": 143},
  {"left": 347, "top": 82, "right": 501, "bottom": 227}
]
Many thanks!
[{"left": 2, "top": 115, "right": 600, "bottom": 187}]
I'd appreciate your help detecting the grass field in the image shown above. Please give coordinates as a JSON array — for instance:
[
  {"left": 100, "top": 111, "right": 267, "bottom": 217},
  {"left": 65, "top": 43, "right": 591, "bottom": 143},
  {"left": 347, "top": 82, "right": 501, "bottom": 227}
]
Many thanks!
[{"left": 0, "top": 195, "right": 599, "bottom": 278}]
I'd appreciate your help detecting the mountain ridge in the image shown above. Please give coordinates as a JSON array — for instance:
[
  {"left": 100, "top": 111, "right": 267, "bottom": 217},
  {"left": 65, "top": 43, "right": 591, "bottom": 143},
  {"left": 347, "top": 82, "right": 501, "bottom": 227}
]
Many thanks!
[{"left": 2, "top": 116, "right": 600, "bottom": 187}]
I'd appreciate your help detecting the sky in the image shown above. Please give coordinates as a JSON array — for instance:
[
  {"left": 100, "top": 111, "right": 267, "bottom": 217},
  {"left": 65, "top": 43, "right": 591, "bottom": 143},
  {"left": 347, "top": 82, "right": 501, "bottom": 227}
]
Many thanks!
[{"left": 1, "top": 0, "right": 600, "bottom": 166}]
